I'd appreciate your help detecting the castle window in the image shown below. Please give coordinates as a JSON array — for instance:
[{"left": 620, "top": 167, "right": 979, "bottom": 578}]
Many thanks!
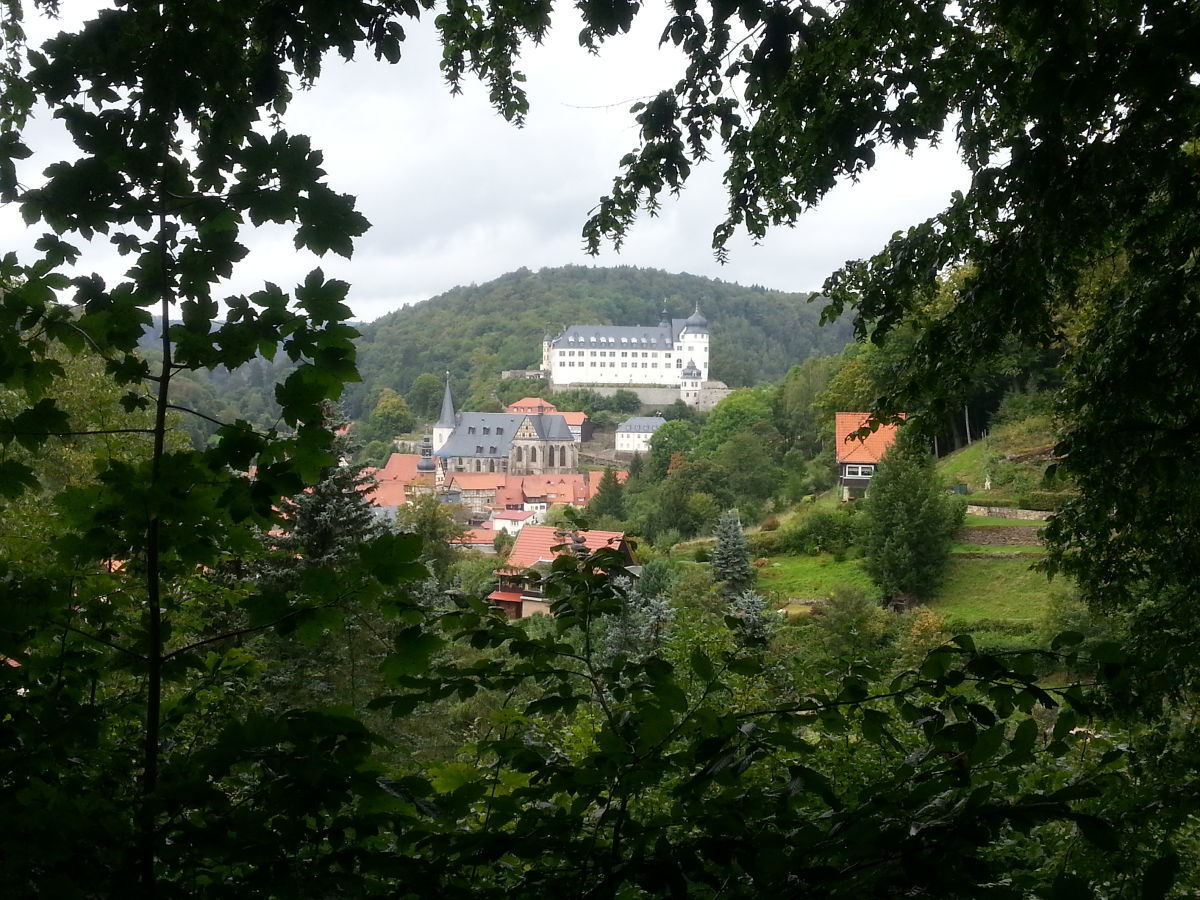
[
  {"left": 620, "top": 351, "right": 627, "bottom": 358},
  {"left": 676, "top": 359, "right": 682, "bottom": 367},
  {"left": 621, "top": 362, "right": 627, "bottom": 367}
]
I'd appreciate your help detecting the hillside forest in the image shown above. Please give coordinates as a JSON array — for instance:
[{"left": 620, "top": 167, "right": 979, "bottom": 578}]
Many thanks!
[{"left": 2, "top": 1, "right": 1199, "bottom": 898}]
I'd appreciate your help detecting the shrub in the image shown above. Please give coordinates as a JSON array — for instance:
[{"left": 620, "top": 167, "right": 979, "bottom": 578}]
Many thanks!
[
  {"left": 1018, "top": 491, "right": 1077, "bottom": 511},
  {"left": 760, "top": 514, "right": 781, "bottom": 532},
  {"left": 779, "top": 507, "right": 857, "bottom": 556},
  {"left": 747, "top": 530, "right": 781, "bottom": 557}
]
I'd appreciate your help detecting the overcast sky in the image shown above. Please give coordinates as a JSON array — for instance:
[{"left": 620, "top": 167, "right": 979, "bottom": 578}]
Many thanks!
[{"left": 1, "top": 3, "right": 971, "bottom": 322}]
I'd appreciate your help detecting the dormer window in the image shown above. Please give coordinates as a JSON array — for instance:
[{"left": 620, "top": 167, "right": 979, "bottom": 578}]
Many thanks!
[
  {"left": 496, "top": 427, "right": 504, "bottom": 435},
  {"left": 467, "top": 426, "right": 476, "bottom": 434}
]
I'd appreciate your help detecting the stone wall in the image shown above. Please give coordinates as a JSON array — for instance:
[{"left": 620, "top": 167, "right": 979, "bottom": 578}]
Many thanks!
[{"left": 965, "top": 504, "right": 1052, "bottom": 521}]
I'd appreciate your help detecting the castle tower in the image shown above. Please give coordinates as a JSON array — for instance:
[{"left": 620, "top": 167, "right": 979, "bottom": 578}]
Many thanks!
[
  {"left": 680, "top": 359, "right": 703, "bottom": 407},
  {"left": 432, "top": 372, "right": 456, "bottom": 452},
  {"left": 680, "top": 304, "right": 709, "bottom": 382}
]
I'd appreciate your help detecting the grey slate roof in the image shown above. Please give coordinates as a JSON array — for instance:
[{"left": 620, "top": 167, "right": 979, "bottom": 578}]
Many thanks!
[
  {"left": 436, "top": 376, "right": 456, "bottom": 428},
  {"left": 433, "top": 412, "right": 574, "bottom": 459},
  {"left": 549, "top": 320, "right": 689, "bottom": 349},
  {"left": 617, "top": 416, "right": 668, "bottom": 434}
]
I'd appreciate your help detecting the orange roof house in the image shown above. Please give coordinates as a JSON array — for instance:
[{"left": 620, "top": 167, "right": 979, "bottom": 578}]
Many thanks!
[
  {"left": 507, "top": 397, "right": 559, "bottom": 414},
  {"left": 834, "top": 412, "right": 902, "bottom": 500},
  {"left": 487, "top": 525, "right": 633, "bottom": 618}
]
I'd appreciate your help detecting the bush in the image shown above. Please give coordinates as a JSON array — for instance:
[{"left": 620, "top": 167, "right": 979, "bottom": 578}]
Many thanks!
[
  {"left": 779, "top": 507, "right": 857, "bottom": 556},
  {"left": 747, "top": 530, "right": 781, "bottom": 557},
  {"left": 760, "top": 514, "right": 781, "bottom": 532},
  {"left": 1018, "top": 491, "right": 1077, "bottom": 511}
]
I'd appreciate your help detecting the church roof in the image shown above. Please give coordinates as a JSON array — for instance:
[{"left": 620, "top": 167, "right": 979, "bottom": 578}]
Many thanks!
[
  {"left": 433, "top": 412, "right": 573, "bottom": 459},
  {"left": 436, "top": 375, "right": 456, "bottom": 428},
  {"left": 617, "top": 415, "right": 667, "bottom": 434},
  {"left": 518, "top": 412, "right": 574, "bottom": 441},
  {"left": 548, "top": 320, "right": 689, "bottom": 349}
]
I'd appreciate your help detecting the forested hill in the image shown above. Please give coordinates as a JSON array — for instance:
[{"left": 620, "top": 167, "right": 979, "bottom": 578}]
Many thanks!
[{"left": 342, "top": 265, "right": 852, "bottom": 418}]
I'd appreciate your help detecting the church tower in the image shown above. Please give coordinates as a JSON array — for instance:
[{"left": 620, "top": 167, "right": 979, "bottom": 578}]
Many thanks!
[{"left": 432, "top": 372, "right": 456, "bottom": 452}]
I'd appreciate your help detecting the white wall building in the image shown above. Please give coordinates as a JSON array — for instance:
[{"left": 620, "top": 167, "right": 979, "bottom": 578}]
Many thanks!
[
  {"left": 615, "top": 416, "right": 668, "bottom": 454},
  {"left": 542, "top": 306, "right": 710, "bottom": 405}
]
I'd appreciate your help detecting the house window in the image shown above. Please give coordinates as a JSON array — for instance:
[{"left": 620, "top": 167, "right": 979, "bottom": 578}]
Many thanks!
[
  {"left": 621, "top": 362, "right": 627, "bottom": 367},
  {"left": 475, "top": 445, "right": 483, "bottom": 454},
  {"left": 844, "top": 464, "right": 876, "bottom": 478}
]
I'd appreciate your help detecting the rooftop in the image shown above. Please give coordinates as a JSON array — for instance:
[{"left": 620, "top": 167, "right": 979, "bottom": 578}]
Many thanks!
[
  {"left": 502, "top": 525, "right": 627, "bottom": 570},
  {"left": 835, "top": 412, "right": 903, "bottom": 464}
]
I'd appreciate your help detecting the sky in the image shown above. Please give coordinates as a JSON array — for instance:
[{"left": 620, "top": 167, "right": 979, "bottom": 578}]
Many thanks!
[{"left": 0, "top": 3, "right": 971, "bottom": 322}]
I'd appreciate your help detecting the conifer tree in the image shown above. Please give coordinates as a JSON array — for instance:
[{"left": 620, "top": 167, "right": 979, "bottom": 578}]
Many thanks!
[
  {"left": 861, "top": 434, "right": 964, "bottom": 604},
  {"left": 711, "top": 510, "right": 755, "bottom": 599},
  {"left": 588, "top": 467, "right": 626, "bottom": 521}
]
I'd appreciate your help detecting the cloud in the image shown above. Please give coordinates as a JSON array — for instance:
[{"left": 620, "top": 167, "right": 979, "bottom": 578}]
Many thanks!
[{"left": 0, "top": 2, "right": 971, "bottom": 322}]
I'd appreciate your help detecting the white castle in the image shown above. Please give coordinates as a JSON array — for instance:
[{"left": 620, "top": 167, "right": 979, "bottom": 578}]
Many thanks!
[{"left": 541, "top": 305, "right": 711, "bottom": 406}]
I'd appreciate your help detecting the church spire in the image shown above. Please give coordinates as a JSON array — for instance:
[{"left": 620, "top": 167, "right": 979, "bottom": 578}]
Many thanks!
[{"left": 436, "top": 371, "right": 455, "bottom": 428}]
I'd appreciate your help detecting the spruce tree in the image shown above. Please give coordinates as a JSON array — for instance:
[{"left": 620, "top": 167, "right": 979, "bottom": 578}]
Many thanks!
[
  {"left": 589, "top": 467, "right": 626, "bottom": 521},
  {"left": 861, "top": 434, "right": 964, "bottom": 604},
  {"left": 711, "top": 510, "right": 755, "bottom": 599}
]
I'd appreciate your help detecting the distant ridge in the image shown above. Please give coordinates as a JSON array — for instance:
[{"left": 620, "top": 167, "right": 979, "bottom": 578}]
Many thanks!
[{"left": 344, "top": 265, "right": 852, "bottom": 418}]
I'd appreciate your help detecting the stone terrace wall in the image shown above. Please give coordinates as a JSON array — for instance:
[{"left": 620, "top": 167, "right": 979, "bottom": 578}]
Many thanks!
[{"left": 965, "top": 505, "right": 1052, "bottom": 521}]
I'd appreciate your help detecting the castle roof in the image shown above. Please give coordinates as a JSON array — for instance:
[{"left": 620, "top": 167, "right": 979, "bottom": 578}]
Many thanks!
[
  {"left": 548, "top": 320, "right": 689, "bottom": 349},
  {"left": 684, "top": 304, "right": 708, "bottom": 332},
  {"left": 681, "top": 359, "right": 701, "bottom": 377}
]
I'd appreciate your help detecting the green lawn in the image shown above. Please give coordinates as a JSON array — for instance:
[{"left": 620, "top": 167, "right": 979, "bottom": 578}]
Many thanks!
[
  {"left": 951, "top": 543, "right": 1047, "bottom": 556},
  {"left": 756, "top": 554, "right": 878, "bottom": 599},
  {"left": 929, "top": 556, "right": 1057, "bottom": 624}
]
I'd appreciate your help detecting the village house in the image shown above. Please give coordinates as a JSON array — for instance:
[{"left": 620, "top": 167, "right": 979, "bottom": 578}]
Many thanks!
[
  {"left": 487, "top": 525, "right": 634, "bottom": 618},
  {"left": 835, "top": 412, "right": 902, "bottom": 500},
  {"left": 615, "top": 415, "right": 667, "bottom": 454}
]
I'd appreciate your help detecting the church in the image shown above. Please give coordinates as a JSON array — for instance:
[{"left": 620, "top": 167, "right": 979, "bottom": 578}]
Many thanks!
[
  {"left": 541, "top": 305, "right": 711, "bottom": 405},
  {"left": 431, "top": 377, "right": 578, "bottom": 477}
]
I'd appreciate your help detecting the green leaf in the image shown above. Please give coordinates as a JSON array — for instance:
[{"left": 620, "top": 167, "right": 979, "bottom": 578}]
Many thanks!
[
  {"left": 358, "top": 532, "right": 426, "bottom": 585},
  {"left": 1072, "top": 813, "right": 1119, "bottom": 851},
  {"left": 382, "top": 627, "right": 445, "bottom": 679},
  {"left": 1141, "top": 849, "right": 1180, "bottom": 900}
]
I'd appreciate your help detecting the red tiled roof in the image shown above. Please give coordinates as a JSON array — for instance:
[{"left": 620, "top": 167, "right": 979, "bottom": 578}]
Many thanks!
[
  {"left": 559, "top": 411, "right": 589, "bottom": 426},
  {"left": 448, "top": 472, "right": 509, "bottom": 491},
  {"left": 378, "top": 453, "right": 421, "bottom": 482},
  {"left": 452, "top": 527, "right": 498, "bottom": 546},
  {"left": 370, "top": 480, "right": 408, "bottom": 507},
  {"left": 507, "top": 397, "right": 558, "bottom": 413},
  {"left": 493, "top": 509, "right": 535, "bottom": 521},
  {"left": 504, "top": 525, "right": 627, "bottom": 569},
  {"left": 487, "top": 590, "right": 525, "bottom": 604},
  {"left": 835, "top": 412, "right": 903, "bottom": 464}
]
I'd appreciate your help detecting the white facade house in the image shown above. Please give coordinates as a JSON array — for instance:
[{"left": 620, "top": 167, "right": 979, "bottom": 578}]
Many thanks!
[
  {"left": 615, "top": 416, "right": 668, "bottom": 454},
  {"left": 542, "top": 306, "right": 710, "bottom": 405}
]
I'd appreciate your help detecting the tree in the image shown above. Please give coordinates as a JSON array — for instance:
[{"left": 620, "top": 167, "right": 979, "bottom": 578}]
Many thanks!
[
  {"left": 575, "top": 0, "right": 1200, "bottom": 696},
  {"left": 406, "top": 373, "right": 444, "bottom": 422},
  {"left": 394, "top": 493, "right": 469, "bottom": 580},
  {"left": 609, "top": 388, "right": 642, "bottom": 414},
  {"left": 588, "top": 467, "right": 625, "bottom": 521},
  {"left": 646, "top": 419, "right": 697, "bottom": 481},
  {"left": 361, "top": 387, "right": 415, "bottom": 444},
  {"left": 860, "top": 435, "right": 964, "bottom": 604},
  {"left": 711, "top": 510, "right": 755, "bottom": 599}
]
